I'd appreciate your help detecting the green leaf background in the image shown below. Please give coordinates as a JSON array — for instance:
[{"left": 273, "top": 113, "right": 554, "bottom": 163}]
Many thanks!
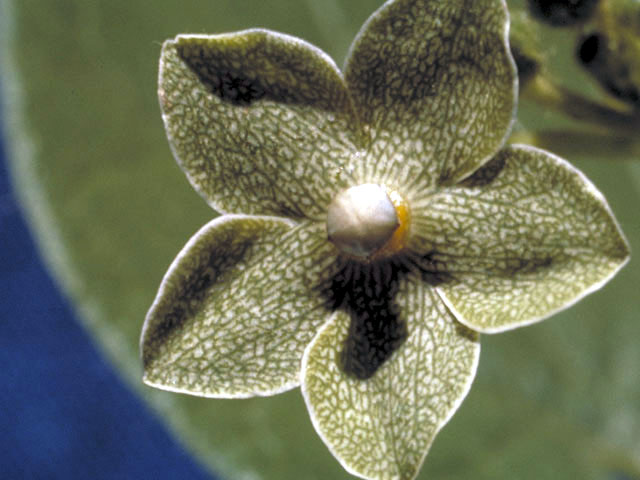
[{"left": 3, "top": 0, "right": 639, "bottom": 478}]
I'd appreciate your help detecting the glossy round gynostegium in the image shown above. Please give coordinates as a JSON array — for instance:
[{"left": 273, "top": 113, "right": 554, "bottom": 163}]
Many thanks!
[{"left": 326, "top": 184, "right": 399, "bottom": 260}]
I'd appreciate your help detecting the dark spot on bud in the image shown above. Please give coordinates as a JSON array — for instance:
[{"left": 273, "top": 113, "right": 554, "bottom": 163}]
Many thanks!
[
  {"left": 527, "top": 0, "right": 600, "bottom": 26},
  {"left": 578, "top": 34, "right": 600, "bottom": 64}
]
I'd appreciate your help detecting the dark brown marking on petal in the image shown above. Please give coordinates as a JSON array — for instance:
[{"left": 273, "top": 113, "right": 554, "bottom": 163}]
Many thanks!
[
  {"left": 177, "top": 44, "right": 267, "bottom": 106},
  {"left": 142, "top": 236, "right": 252, "bottom": 370},
  {"left": 319, "top": 254, "right": 452, "bottom": 380},
  {"left": 456, "top": 154, "right": 506, "bottom": 188}
]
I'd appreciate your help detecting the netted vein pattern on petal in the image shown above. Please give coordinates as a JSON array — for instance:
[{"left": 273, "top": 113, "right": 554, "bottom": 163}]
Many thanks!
[
  {"left": 142, "top": 217, "right": 338, "bottom": 397},
  {"left": 303, "top": 272, "right": 479, "bottom": 480},
  {"left": 159, "top": 32, "right": 362, "bottom": 219},
  {"left": 410, "top": 145, "right": 630, "bottom": 332},
  {"left": 345, "top": 0, "right": 516, "bottom": 194}
]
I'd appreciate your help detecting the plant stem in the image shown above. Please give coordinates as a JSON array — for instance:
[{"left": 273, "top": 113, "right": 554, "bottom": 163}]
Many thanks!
[
  {"left": 509, "top": 128, "right": 640, "bottom": 161},
  {"left": 522, "top": 74, "right": 640, "bottom": 137}
]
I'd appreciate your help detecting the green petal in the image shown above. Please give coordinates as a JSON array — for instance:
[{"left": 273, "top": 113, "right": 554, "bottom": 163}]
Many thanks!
[
  {"left": 344, "top": 0, "right": 516, "bottom": 193},
  {"left": 159, "top": 30, "right": 360, "bottom": 220},
  {"left": 141, "top": 215, "right": 337, "bottom": 398},
  {"left": 302, "top": 269, "right": 479, "bottom": 480},
  {"left": 412, "top": 144, "right": 630, "bottom": 333}
]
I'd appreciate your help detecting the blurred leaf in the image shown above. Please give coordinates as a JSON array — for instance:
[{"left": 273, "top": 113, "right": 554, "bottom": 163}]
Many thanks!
[{"left": 4, "top": 0, "right": 640, "bottom": 479}]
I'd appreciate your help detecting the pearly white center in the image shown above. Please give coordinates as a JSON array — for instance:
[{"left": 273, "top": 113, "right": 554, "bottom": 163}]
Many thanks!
[{"left": 326, "top": 184, "right": 399, "bottom": 259}]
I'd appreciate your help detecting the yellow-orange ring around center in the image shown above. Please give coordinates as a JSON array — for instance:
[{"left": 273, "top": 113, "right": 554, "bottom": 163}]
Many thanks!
[{"left": 371, "top": 187, "right": 410, "bottom": 261}]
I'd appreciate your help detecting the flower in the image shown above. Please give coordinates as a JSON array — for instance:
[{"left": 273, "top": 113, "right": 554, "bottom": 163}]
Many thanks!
[{"left": 140, "top": 0, "right": 630, "bottom": 478}]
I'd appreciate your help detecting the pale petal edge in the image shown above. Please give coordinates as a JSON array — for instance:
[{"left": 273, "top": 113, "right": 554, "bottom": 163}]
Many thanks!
[
  {"left": 300, "top": 310, "right": 481, "bottom": 480},
  {"left": 438, "top": 143, "right": 631, "bottom": 335},
  {"left": 140, "top": 213, "right": 301, "bottom": 399},
  {"left": 469, "top": 0, "right": 519, "bottom": 184},
  {"left": 167, "top": 28, "right": 345, "bottom": 90},
  {"left": 158, "top": 29, "right": 351, "bottom": 216}
]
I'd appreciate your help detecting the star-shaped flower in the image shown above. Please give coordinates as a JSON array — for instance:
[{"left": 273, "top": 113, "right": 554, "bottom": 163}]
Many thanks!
[{"left": 141, "top": 1, "right": 630, "bottom": 478}]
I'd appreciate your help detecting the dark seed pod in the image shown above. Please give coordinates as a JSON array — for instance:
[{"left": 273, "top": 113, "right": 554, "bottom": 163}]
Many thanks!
[{"left": 527, "top": 0, "right": 600, "bottom": 26}]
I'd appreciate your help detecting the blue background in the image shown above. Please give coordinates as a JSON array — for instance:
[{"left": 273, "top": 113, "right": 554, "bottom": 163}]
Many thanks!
[{"left": 0, "top": 95, "right": 214, "bottom": 479}]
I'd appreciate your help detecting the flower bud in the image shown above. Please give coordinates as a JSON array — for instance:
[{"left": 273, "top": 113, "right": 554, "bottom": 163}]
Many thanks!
[{"left": 577, "top": 0, "right": 640, "bottom": 106}]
